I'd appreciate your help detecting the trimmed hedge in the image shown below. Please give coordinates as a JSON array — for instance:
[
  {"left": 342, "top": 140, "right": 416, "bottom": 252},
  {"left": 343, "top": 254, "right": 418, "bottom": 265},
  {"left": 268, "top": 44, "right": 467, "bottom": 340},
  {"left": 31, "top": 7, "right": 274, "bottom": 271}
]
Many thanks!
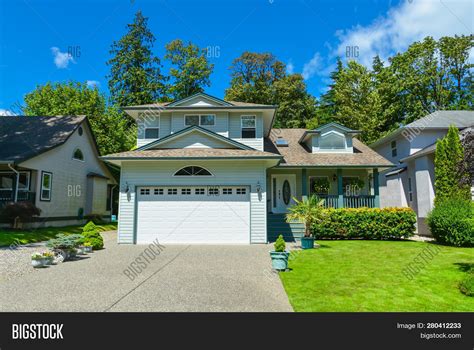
[
  {"left": 427, "top": 199, "right": 473, "bottom": 247},
  {"left": 312, "top": 207, "right": 416, "bottom": 239},
  {"left": 82, "top": 221, "right": 104, "bottom": 250}
]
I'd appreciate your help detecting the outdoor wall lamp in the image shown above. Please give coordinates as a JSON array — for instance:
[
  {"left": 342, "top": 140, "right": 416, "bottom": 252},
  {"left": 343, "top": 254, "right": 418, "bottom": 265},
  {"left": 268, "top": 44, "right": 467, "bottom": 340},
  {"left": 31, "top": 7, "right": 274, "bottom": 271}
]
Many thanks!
[{"left": 256, "top": 181, "right": 262, "bottom": 194}]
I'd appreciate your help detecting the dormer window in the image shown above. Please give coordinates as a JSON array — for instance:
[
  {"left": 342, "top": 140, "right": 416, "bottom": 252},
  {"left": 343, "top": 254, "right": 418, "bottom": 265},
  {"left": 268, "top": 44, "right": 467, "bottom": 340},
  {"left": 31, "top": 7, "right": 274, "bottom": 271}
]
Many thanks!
[
  {"left": 319, "top": 132, "right": 346, "bottom": 150},
  {"left": 241, "top": 116, "right": 256, "bottom": 139}
]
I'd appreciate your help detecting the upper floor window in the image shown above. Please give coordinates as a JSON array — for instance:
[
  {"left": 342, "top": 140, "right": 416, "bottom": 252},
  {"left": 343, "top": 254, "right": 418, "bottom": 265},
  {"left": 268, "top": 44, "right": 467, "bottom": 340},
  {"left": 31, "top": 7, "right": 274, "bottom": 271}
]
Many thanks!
[
  {"left": 319, "top": 132, "right": 346, "bottom": 150},
  {"left": 241, "top": 116, "right": 256, "bottom": 139},
  {"left": 73, "top": 148, "right": 84, "bottom": 161},
  {"left": 391, "top": 140, "right": 397, "bottom": 157},
  {"left": 145, "top": 128, "right": 159, "bottom": 139},
  {"left": 185, "top": 114, "right": 215, "bottom": 127},
  {"left": 174, "top": 166, "right": 213, "bottom": 176}
]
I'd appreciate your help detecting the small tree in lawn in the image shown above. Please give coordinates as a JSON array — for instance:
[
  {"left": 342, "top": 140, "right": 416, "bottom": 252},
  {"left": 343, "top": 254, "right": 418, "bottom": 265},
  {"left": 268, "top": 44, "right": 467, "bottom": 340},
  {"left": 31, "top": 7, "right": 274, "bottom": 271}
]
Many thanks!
[
  {"left": 434, "top": 124, "right": 470, "bottom": 204},
  {"left": 286, "top": 195, "right": 326, "bottom": 237}
]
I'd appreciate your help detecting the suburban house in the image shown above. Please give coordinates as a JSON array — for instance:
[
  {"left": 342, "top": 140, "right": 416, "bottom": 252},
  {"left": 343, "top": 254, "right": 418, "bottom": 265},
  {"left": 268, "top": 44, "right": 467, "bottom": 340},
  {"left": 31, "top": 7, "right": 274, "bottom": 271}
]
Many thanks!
[
  {"left": 371, "top": 111, "right": 474, "bottom": 236},
  {"left": 103, "top": 93, "right": 393, "bottom": 244},
  {"left": 0, "top": 115, "right": 117, "bottom": 227}
]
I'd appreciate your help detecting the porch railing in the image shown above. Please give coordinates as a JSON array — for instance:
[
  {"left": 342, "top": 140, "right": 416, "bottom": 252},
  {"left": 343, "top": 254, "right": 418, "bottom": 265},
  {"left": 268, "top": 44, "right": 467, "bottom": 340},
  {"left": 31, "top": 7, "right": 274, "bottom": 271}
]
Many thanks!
[
  {"left": 318, "top": 194, "right": 376, "bottom": 208},
  {"left": 0, "top": 190, "right": 36, "bottom": 205}
]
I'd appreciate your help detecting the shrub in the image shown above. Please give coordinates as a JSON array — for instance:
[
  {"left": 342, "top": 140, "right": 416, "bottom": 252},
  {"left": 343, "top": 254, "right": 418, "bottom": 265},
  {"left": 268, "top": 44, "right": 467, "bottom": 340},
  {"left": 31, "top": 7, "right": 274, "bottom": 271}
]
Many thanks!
[
  {"left": 46, "top": 234, "right": 83, "bottom": 250},
  {"left": 459, "top": 274, "right": 474, "bottom": 297},
  {"left": 1, "top": 202, "right": 41, "bottom": 228},
  {"left": 274, "top": 235, "right": 286, "bottom": 252},
  {"left": 427, "top": 198, "right": 473, "bottom": 247},
  {"left": 312, "top": 207, "right": 416, "bottom": 240},
  {"left": 82, "top": 221, "right": 104, "bottom": 250},
  {"left": 85, "top": 213, "right": 105, "bottom": 225}
]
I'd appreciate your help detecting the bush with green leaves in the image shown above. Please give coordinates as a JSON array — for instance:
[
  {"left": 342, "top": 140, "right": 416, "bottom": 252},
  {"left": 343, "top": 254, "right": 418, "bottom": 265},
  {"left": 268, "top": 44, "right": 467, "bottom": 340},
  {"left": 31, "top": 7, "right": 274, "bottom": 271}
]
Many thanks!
[
  {"left": 312, "top": 207, "right": 416, "bottom": 239},
  {"left": 427, "top": 198, "right": 473, "bottom": 247},
  {"left": 82, "top": 221, "right": 104, "bottom": 250},
  {"left": 274, "top": 235, "right": 286, "bottom": 252},
  {"left": 459, "top": 272, "right": 473, "bottom": 297}
]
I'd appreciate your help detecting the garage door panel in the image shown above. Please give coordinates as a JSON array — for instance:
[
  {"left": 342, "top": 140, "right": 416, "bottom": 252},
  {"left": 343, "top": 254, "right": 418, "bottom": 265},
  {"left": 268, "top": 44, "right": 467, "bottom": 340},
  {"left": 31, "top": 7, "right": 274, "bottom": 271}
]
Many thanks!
[{"left": 136, "top": 186, "right": 250, "bottom": 244}]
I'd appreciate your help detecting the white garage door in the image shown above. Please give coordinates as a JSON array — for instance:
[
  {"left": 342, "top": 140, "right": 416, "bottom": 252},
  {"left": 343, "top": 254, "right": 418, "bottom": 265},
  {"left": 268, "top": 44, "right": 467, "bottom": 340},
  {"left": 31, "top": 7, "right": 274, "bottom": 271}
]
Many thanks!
[{"left": 136, "top": 186, "right": 250, "bottom": 244}]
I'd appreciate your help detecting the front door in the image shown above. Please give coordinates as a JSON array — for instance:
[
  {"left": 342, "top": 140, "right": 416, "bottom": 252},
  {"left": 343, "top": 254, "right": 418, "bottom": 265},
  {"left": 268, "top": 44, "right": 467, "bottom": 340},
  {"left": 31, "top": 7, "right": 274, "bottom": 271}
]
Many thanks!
[{"left": 271, "top": 174, "right": 296, "bottom": 213}]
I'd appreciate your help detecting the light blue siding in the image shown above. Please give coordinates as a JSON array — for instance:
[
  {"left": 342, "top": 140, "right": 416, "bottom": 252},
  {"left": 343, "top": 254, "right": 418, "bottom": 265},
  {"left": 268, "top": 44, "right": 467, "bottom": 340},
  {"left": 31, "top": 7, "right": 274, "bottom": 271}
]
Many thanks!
[{"left": 228, "top": 112, "right": 264, "bottom": 150}]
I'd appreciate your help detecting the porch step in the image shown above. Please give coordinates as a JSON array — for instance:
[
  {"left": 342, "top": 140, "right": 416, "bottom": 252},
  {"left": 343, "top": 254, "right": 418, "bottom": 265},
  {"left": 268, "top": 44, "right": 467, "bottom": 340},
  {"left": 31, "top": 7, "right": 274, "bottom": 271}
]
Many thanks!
[{"left": 267, "top": 213, "right": 305, "bottom": 242}]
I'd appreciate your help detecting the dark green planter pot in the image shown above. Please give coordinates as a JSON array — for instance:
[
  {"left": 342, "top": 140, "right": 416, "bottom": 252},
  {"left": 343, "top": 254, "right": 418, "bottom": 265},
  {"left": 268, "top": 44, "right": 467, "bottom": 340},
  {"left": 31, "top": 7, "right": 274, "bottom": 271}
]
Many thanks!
[
  {"left": 270, "top": 251, "right": 289, "bottom": 270},
  {"left": 301, "top": 237, "right": 315, "bottom": 249}
]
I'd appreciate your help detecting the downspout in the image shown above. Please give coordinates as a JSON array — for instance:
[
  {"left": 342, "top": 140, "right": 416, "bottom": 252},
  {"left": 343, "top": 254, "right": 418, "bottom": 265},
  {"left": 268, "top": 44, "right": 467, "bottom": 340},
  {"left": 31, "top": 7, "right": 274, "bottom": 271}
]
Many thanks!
[
  {"left": 110, "top": 185, "right": 117, "bottom": 221},
  {"left": 7, "top": 163, "right": 19, "bottom": 202}
]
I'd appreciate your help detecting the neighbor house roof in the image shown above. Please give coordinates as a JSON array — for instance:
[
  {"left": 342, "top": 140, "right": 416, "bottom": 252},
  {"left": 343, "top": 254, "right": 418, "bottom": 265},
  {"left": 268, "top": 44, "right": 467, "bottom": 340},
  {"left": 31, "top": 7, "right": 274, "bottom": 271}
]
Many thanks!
[
  {"left": 266, "top": 129, "right": 393, "bottom": 168},
  {"left": 102, "top": 148, "right": 282, "bottom": 160},
  {"left": 371, "top": 110, "right": 474, "bottom": 148},
  {"left": 0, "top": 115, "right": 87, "bottom": 163}
]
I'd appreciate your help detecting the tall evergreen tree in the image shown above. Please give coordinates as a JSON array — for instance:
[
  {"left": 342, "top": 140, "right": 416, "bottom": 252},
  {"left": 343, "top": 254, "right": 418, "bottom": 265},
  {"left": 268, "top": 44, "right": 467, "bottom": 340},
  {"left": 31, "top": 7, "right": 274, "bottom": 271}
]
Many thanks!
[
  {"left": 434, "top": 125, "right": 470, "bottom": 204},
  {"left": 165, "top": 39, "right": 214, "bottom": 100},
  {"left": 107, "top": 11, "right": 166, "bottom": 106}
]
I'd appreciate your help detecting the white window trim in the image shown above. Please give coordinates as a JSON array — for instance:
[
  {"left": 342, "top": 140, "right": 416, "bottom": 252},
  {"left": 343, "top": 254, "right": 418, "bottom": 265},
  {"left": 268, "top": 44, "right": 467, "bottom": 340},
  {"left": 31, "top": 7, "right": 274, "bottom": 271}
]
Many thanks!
[
  {"left": 241, "top": 115, "right": 256, "bottom": 139},
  {"left": 0, "top": 171, "right": 30, "bottom": 191},
  {"left": 184, "top": 114, "right": 216, "bottom": 127},
  {"left": 141, "top": 114, "right": 160, "bottom": 139},
  {"left": 40, "top": 171, "right": 52, "bottom": 201},
  {"left": 172, "top": 165, "right": 214, "bottom": 177},
  {"left": 319, "top": 130, "right": 347, "bottom": 150},
  {"left": 72, "top": 148, "right": 85, "bottom": 162}
]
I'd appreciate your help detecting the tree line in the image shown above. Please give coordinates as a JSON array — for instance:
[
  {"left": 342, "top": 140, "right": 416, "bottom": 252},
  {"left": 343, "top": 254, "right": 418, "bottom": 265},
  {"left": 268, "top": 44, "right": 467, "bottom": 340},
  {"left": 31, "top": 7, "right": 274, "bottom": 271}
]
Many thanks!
[{"left": 21, "top": 10, "right": 473, "bottom": 154}]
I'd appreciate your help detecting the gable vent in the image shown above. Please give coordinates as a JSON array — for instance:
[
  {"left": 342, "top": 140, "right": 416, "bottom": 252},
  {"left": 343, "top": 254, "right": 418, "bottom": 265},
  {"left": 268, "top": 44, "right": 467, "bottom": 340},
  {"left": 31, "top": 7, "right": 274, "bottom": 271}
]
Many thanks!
[{"left": 275, "top": 137, "right": 289, "bottom": 147}]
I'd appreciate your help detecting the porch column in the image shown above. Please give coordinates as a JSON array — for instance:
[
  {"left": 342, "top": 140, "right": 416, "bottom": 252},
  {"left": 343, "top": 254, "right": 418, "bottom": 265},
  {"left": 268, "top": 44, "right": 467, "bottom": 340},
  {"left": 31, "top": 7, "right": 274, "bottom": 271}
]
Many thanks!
[
  {"left": 337, "top": 169, "right": 343, "bottom": 208},
  {"left": 301, "top": 168, "right": 308, "bottom": 200},
  {"left": 373, "top": 168, "right": 380, "bottom": 207}
]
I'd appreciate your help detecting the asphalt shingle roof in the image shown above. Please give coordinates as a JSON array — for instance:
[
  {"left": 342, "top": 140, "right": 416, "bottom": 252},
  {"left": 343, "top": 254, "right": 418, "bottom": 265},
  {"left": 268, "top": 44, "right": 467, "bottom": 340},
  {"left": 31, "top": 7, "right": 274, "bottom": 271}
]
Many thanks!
[
  {"left": 103, "top": 148, "right": 281, "bottom": 159},
  {"left": 266, "top": 129, "right": 393, "bottom": 167},
  {"left": 0, "top": 115, "right": 85, "bottom": 163}
]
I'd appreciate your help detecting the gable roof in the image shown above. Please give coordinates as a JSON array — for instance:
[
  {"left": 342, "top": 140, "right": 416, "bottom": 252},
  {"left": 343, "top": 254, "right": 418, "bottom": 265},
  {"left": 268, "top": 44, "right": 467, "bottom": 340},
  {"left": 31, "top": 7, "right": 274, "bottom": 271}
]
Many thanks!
[
  {"left": 298, "top": 122, "right": 361, "bottom": 143},
  {"left": 371, "top": 110, "right": 474, "bottom": 148},
  {"left": 266, "top": 129, "right": 393, "bottom": 168},
  {"left": 137, "top": 125, "right": 255, "bottom": 151},
  {"left": 167, "top": 92, "right": 233, "bottom": 107},
  {"left": 0, "top": 115, "right": 88, "bottom": 164}
]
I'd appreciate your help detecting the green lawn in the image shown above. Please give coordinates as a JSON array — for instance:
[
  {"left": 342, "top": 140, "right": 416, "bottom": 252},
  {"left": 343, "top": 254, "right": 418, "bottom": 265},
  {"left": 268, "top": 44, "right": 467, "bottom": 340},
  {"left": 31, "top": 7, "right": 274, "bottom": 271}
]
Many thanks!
[
  {"left": 279, "top": 240, "right": 474, "bottom": 312},
  {"left": 0, "top": 223, "right": 117, "bottom": 247}
]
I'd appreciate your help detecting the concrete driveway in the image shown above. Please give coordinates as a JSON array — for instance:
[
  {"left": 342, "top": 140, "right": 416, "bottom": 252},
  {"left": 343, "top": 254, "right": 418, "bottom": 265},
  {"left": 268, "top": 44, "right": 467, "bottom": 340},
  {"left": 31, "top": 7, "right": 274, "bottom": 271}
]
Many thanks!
[{"left": 0, "top": 232, "right": 292, "bottom": 312}]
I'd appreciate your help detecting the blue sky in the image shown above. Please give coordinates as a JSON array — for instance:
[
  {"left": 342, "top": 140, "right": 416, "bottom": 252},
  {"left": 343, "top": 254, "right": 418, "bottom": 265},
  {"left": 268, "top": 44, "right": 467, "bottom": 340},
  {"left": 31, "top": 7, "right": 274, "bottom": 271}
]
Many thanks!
[{"left": 0, "top": 0, "right": 472, "bottom": 114}]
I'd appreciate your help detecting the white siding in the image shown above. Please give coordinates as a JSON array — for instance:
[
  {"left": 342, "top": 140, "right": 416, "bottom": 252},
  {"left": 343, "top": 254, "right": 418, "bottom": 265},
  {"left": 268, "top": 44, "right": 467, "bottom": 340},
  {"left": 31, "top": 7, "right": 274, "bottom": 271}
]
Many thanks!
[
  {"left": 117, "top": 160, "right": 267, "bottom": 244},
  {"left": 228, "top": 112, "right": 264, "bottom": 151},
  {"left": 157, "top": 131, "right": 234, "bottom": 149}
]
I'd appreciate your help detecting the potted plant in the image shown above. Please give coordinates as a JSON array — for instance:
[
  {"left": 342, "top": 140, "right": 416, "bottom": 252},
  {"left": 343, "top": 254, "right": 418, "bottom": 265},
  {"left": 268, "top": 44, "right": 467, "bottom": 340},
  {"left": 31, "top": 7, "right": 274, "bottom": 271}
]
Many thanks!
[
  {"left": 31, "top": 252, "right": 46, "bottom": 268},
  {"left": 286, "top": 195, "right": 326, "bottom": 249},
  {"left": 42, "top": 251, "right": 55, "bottom": 265},
  {"left": 46, "top": 234, "right": 83, "bottom": 262},
  {"left": 83, "top": 242, "right": 93, "bottom": 253},
  {"left": 269, "top": 235, "right": 289, "bottom": 270}
]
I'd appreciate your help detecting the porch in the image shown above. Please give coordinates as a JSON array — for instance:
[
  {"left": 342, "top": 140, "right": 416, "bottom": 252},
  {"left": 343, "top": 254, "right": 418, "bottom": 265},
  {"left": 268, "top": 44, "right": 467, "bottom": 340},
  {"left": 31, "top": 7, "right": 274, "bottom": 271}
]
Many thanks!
[
  {"left": 266, "top": 167, "right": 380, "bottom": 241},
  {"left": 0, "top": 169, "right": 36, "bottom": 207}
]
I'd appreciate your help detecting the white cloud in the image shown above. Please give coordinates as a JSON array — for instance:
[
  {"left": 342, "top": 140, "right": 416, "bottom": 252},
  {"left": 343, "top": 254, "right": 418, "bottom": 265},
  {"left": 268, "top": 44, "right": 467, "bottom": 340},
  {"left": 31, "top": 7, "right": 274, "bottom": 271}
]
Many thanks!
[
  {"left": 0, "top": 109, "right": 16, "bottom": 116},
  {"left": 86, "top": 80, "right": 100, "bottom": 88},
  {"left": 302, "top": 52, "right": 322, "bottom": 80},
  {"left": 334, "top": 0, "right": 473, "bottom": 66},
  {"left": 286, "top": 60, "right": 295, "bottom": 75},
  {"left": 51, "top": 47, "right": 75, "bottom": 69}
]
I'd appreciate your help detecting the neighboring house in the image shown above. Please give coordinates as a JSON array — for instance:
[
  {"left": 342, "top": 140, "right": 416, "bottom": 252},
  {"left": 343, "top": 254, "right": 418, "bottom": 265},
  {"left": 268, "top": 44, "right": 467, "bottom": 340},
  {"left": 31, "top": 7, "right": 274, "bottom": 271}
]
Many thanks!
[
  {"left": 0, "top": 115, "right": 117, "bottom": 227},
  {"left": 371, "top": 111, "right": 474, "bottom": 236},
  {"left": 102, "top": 93, "right": 393, "bottom": 244}
]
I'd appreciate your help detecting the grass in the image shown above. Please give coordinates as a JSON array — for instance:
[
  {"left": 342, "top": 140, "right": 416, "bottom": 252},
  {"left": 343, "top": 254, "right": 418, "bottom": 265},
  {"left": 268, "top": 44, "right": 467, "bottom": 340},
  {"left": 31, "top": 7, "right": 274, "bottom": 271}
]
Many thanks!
[
  {"left": 279, "top": 240, "right": 474, "bottom": 312},
  {"left": 0, "top": 222, "right": 117, "bottom": 247}
]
